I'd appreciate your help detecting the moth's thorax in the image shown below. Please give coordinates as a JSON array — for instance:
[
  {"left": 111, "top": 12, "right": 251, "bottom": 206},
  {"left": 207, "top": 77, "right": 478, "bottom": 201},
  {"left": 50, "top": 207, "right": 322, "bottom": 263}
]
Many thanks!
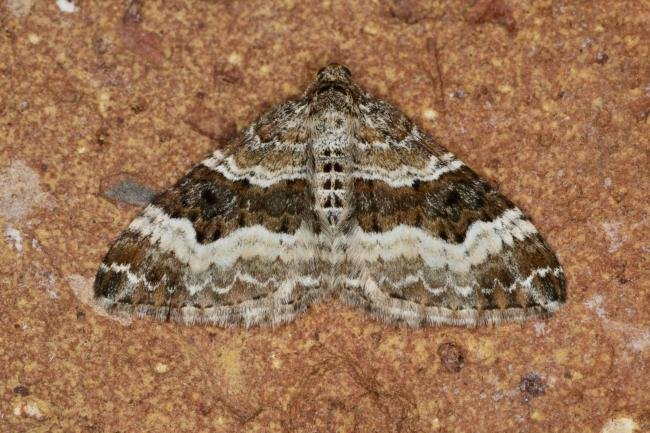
[{"left": 311, "top": 110, "right": 352, "bottom": 228}]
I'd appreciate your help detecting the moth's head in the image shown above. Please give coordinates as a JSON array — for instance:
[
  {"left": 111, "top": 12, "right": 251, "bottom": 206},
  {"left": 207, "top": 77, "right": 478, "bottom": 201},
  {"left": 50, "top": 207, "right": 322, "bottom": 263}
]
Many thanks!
[{"left": 305, "top": 64, "right": 363, "bottom": 114}]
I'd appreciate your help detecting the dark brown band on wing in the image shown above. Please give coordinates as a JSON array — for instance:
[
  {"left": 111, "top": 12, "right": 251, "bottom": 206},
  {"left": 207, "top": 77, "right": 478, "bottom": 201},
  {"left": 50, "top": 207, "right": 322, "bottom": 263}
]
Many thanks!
[
  {"left": 152, "top": 165, "right": 315, "bottom": 243},
  {"left": 351, "top": 166, "right": 516, "bottom": 242},
  {"left": 340, "top": 233, "right": 565, "bottom": 315}
]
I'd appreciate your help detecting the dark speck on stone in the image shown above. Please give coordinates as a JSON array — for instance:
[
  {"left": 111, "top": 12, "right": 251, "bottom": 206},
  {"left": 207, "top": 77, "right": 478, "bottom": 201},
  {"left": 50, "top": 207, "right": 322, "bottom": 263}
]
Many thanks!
[
  {"left": 452, "top": 90, "right": 467, "bottom": 99},
  {"left": 102, "top": 175, "right": 157, "bottom": 206},
  {"left": 95, "top": 127, "right": 109, "bottom": 146},
  {"left": 437, "top": 342, "right": 465, "bottom": 373},
  {"left": 519, "top": 372, "right": 547, "bottom": 402},
  {"left": 13, "top": 385, "right": 30, "bottom": 396}
]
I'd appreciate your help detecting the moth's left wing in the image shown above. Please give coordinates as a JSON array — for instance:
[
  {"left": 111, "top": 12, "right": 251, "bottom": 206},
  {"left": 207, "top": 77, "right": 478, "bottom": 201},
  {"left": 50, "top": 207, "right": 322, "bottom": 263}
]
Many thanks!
[
  {"left": 341, "top": 99, "right": 566, "bottom": 326},
  {"left": 95, "top": 100, "right": 324, "bottom": 326}
]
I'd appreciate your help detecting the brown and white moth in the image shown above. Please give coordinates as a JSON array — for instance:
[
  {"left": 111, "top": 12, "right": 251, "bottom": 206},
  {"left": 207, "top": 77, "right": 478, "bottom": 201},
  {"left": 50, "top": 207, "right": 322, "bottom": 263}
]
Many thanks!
[{"left": 94, "top": 64, "right": 566, "bottom": 327}]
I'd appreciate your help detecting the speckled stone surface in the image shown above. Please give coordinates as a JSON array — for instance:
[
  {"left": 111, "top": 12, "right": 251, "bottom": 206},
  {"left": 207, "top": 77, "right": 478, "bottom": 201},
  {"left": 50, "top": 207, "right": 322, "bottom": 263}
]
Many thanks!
[{"left": 1, "top": 1, "right": 648, "bottom": 432}]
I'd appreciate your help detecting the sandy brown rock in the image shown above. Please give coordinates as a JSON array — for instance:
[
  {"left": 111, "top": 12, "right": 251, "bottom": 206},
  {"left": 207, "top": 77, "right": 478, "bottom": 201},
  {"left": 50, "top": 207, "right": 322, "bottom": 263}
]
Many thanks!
[{"left": 0, "top": 0, "right": 648, "bottom": 432}]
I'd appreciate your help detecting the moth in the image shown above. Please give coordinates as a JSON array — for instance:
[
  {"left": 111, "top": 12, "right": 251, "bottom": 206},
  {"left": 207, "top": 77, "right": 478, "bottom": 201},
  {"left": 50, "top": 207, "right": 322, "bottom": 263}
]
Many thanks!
[{"left": 95, "top": 64, "right": 566, "bottom": 327}]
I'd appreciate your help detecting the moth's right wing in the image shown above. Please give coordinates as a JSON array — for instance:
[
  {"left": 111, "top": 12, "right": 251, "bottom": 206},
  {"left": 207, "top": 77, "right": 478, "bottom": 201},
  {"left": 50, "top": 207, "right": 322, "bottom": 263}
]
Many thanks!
[{"left": 340, "top": 98, "right": 566, "bottom": 326}]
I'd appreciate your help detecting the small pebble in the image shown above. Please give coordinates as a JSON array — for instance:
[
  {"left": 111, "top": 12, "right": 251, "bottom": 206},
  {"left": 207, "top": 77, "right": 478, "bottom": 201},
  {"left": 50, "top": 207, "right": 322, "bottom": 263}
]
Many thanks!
[
  {"left": 13, "top": 397, "right": 51, "bottom": 420},
  {"left": 519, "top": 372, "right": 547, "bottom": 402},
  {"left": 437, "top": 342, "right": 465, "bottom": 373},
  {"left": 154, "top": 362, "right": 169, "bottom": 374},
  {"left": 101, "top": 174, "right": 156, "bottom": 206},
  {"left": 13, "top": 385, "right": 30, "bottom": 396},
  {"left": 595, "top": 52, "right": 609, "bottom": 64}
]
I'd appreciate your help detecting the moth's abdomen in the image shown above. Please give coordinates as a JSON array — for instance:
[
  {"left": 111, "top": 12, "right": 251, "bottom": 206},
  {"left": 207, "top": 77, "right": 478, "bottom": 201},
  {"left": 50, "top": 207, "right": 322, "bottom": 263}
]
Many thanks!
[{"left": 312, "top": 119, "right": 352, "bottom": 227}]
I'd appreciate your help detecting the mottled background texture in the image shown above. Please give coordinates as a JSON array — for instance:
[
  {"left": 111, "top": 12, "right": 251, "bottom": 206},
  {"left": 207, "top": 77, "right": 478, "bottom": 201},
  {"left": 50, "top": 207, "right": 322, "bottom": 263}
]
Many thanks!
[{"left": 1, "top": 1, "right": 648, "bottom": 432}]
